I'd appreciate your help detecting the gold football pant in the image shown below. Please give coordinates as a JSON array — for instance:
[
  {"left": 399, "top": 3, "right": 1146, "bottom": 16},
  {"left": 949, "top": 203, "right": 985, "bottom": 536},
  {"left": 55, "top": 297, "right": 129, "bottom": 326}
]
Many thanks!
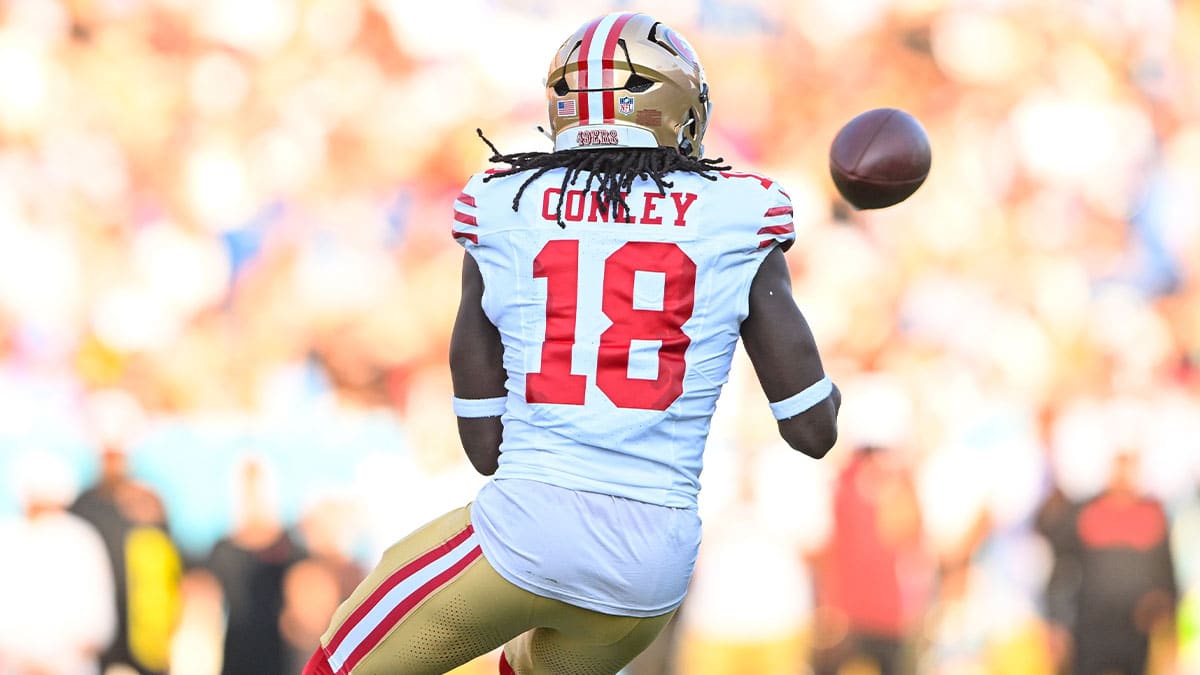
[{"left": 302, "top": 504, "right": 674, "bottom": 675}]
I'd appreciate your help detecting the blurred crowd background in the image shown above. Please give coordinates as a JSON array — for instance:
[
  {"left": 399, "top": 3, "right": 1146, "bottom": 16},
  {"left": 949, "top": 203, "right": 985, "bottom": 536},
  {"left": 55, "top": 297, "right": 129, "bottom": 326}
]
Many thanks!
[{"left": 0, "top": 0, "right": 1198, "bottom": 674}]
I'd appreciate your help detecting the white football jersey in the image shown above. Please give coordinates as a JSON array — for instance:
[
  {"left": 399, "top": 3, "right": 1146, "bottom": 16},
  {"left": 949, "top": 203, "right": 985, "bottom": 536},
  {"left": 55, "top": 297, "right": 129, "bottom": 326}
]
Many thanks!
[{"left": 454, "top": 166, "right": 795, "bottom": 509}]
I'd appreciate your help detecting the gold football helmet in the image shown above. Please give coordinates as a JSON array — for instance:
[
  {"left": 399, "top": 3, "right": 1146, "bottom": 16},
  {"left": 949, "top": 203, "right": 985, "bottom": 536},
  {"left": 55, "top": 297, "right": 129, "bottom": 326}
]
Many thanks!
[{"left": 546, "top": 13, "right": 711, "bottom": 157}]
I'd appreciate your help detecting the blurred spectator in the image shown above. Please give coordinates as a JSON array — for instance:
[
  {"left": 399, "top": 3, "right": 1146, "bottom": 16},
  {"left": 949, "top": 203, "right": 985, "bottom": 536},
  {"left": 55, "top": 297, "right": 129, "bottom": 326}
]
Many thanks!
[
  {"left": 0, "top": 450, "right": 116, "bottom": 675},
  {"left": 70, "top": 393, "right": 182, "bottom": 675},
  {"left": 680, "top": 444, "right": 828, "bottom": 675},
  {"left": 205, "top": 457, "right": 304, "bottom": 675},
  {"left": 169, "top": 570, "right": 225, "bottom": 675},
  {"left": 812, "top": 445, "right": 923, "bottom": 675},
  {"left": 1036, "top": 482, "right": 1078, "bottom": 672},
  {"left": 1171, "top": 475, "right": 1200, "bottom": 673},
  {"left": 279, "top": 496, "right": 367, "bottom": 674},
  {"left": 1040, "top": 451, "right": 1178, "bottom": 675}
]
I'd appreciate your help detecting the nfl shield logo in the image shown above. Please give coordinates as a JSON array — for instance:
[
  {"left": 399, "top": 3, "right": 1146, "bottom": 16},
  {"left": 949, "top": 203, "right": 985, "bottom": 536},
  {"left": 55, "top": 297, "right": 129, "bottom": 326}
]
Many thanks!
[{"left": 619, "top": 96, "right": 635, "bottom": 115}]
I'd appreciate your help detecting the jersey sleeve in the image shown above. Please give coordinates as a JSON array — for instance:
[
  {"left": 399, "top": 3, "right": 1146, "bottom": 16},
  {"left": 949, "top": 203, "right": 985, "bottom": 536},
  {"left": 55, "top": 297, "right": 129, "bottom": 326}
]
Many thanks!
[
  {"left": 451, "top": 172, "right": 487, "bottom": 250},
  {"left": 754, "top": 180, "right": 795, "bottom": 253},
  {"left": 451, "top": 171, "right": 512, "bottom": 323}
]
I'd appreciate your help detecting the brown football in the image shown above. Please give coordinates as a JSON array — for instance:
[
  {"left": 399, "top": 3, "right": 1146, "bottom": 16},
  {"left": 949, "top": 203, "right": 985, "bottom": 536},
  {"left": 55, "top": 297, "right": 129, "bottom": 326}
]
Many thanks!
[{"left": 829, "top": 108, "right": 931, "bottom": 210}]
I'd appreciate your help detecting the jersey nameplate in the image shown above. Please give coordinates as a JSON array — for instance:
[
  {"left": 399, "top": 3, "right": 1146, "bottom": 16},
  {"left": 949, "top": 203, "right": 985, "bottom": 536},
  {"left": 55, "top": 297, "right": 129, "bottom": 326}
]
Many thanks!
[{"left": 541, "top": 188, "right": 699, "bottom": 227}]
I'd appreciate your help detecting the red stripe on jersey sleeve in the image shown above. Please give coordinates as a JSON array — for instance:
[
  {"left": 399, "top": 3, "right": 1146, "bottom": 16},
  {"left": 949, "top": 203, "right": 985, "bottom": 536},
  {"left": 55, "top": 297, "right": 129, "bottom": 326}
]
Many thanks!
[
  {"left": 759, "top": 237, "right": 795, "bottom": 251},
  {"left": 757, "top": 223, "right": 795, "bottom": 236},
  {"left": 764, "top": 206, "right": 793, "bottom": 217},
  {"left": 758, "top": 221, "right": 796, "bottom": 250},
  {"left": 452, "top": 230, "right": 479, "bottom": 244},
  {"left": 454, "top": 211, "right": 478, "bottom": 226},
  {"left": 457, "top": 193, "right": 477, "bottom": 207}
]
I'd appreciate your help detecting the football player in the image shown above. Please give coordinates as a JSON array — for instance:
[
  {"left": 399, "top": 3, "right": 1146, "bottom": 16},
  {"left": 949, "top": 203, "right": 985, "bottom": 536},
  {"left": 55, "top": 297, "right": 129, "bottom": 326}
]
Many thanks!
[{"left": 304, "top": 12, "right": 840, "bottom": 675}]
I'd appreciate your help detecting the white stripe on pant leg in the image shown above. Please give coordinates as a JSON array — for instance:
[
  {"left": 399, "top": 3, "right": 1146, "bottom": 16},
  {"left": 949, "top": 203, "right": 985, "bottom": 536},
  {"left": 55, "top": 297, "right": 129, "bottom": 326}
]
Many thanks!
[
  {"left": 327, "top": 534, "right": 480, "bottom": 672},
  {"left": 585, "top": 13, "right": 620, "bottom": 125}
]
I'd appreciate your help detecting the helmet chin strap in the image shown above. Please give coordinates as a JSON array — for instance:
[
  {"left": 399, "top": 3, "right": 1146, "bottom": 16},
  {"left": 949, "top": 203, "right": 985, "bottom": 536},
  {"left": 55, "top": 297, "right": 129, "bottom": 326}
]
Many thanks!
[{"left": 535, "top": 125, "right": 554, "bottom": 141}]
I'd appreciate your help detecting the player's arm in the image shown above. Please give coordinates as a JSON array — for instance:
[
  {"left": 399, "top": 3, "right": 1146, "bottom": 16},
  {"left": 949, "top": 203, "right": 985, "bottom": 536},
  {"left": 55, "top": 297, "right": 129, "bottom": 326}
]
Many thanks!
[
  {"left": 449, "top": 252, "right": 507, "bottom": 475},
  {"left": 740, "top": 247, "right": 840, "bottom": 458}
]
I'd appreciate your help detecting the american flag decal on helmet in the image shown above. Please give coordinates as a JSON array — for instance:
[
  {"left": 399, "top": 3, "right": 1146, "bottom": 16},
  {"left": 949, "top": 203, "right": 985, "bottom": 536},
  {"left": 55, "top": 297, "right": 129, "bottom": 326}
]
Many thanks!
[{"left": 557, "top": 99, "right": 576, "bottom": 117}]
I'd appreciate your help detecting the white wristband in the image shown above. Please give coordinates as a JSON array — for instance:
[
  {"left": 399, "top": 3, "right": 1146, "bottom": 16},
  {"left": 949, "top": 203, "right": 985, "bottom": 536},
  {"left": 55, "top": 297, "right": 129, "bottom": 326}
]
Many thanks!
[
  {"left": 452, "top": 396, "right": 507, "bottom": 418},
  {"left": 769, "top": 376, "right": 833, "bottom": 421}
]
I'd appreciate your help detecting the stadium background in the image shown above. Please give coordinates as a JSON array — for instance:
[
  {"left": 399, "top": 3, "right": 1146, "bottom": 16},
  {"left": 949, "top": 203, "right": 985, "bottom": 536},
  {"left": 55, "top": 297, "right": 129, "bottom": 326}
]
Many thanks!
[{"left": 0, "top": 0, "right": 1197, "bottom": 673}]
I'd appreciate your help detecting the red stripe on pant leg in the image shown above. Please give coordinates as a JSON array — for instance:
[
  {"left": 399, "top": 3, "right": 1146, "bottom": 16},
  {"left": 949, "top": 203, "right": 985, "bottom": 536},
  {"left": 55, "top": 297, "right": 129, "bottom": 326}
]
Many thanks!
[
  {"left": 499, "top": 651, "right": 517, "bottom": 675},
  {"left": 303, "top": 648, "right": 336, "bottom": 675},
  {"left": 338, "top": 546, "right": 485, "bottom": 674},
  {"left": 601, "top": 13, "right": 636, "bottom": 122},
  {"left": 325, "top": 525, "right": 476, "bottom": 654}
]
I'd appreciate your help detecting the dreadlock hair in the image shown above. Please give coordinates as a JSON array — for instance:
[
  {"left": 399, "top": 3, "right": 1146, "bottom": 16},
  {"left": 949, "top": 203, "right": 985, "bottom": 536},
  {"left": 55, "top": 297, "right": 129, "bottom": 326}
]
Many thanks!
[{"left": 476, "top": 129, "right": 730, "bottom": 227}]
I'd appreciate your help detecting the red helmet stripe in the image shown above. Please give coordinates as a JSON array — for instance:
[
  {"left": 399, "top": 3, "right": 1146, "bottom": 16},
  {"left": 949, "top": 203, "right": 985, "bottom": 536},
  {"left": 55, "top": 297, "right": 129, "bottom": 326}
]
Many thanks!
[
  {"left": 580, "top": 13, "right": 625, "bottom": 125},
  {"left": 601, "top": 13, "right": 637, "bottom": 122},
  {"left": 576, "top": 16, "right": 605, "bottom": 124}
]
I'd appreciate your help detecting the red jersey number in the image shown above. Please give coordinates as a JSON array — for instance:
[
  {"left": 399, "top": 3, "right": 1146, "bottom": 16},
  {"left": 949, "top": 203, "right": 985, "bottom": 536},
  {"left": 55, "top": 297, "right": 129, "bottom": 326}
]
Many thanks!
[
  {"left": 526, "top": 241, "right": 696, "bottom": 411},
  {"left": 526, "top": 240, "right": 587, "bottom": 405}
]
